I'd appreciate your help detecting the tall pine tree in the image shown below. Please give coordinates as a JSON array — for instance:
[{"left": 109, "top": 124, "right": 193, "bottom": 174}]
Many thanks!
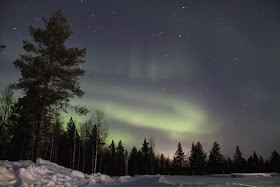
[
  {"left": 174, "top": 142, "right": 186, "bottom": 170},
  {"left": 189, "top": 141, "right": 207, "bottom": 175},
  {"left": 12, "top": 10, "right": 88, "bottom": 159},
  {"left": 207, "top": 141, "right": 224, "bottom": 174},
  {"left": 233, "top": 145, "right": 246, "bottom": 172},
  {"left": 129, "top": 146, "right": 138, "bottom": 175},
  {"left": 116, "top": 140, "right": 125, "bottom": 176}
]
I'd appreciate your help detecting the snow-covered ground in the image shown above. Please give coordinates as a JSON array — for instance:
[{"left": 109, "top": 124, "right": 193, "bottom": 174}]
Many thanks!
[{"left": 1, "top": 158, "right": 280, "bottom": 186}]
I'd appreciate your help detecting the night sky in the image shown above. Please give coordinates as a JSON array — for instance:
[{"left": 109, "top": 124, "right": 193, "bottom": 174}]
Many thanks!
[{"left": 0, "top": 0, "right": 280, "bottom": 158}]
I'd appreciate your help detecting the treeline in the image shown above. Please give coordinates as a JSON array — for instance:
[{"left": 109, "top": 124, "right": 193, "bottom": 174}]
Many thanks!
[{"left": 0, "top": 89, "right": 280, "bottom": 176}]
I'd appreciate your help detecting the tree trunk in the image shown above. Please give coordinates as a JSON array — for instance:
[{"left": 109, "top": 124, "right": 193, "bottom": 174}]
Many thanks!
[
  {"left": 151, "top": 154, "right": 153, "bottom": 174},
  {"left": 35, "top": 101, "right": 45, "bottom": 160},
  {"left": 125, "top": 150, "right": 128, "bottom": 175},
  {"left": 93, "top": 125, "right": 98, "bottom": 173},
  {"left": 134, "top": 160, "right": 136, "bottom": 174},
  {"left": 49, "top": 123, "right": 55, "bottom": 161},
  {"left": 72, "top": 127, "right": 76, "bottom": 169},
  {"left": 77, "top": 140, "right": 81, "bottom": 170},
  {"left": 99, "top": 150, "right": 102, "bottom": 173},
  {"left": 93, "top": 140, "right": 98, "bottom": 173},
  {"left": 83, "top": 144, "right": 86, "bottom": 172}
]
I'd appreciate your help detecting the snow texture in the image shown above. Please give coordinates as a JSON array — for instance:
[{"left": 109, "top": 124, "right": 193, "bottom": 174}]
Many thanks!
[{"left": 1, "top": 158, "right": 280, "bottom": 186}]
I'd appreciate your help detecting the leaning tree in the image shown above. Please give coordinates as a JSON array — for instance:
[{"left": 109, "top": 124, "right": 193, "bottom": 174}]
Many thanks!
[{"left": 12, "top": 10, "right": 88, "bottom": 159}]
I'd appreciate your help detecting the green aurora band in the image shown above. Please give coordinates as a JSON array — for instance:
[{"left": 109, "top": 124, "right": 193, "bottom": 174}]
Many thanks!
[{"left": 68, "top": 81, "right": 216, "bottom": 147}]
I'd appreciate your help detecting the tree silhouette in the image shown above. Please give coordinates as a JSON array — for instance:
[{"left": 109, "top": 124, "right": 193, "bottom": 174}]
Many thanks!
[
  {"left": 233, "top": 145, "right": 246, "bottom": 172},
  {"left": 116, "top": 140, "right": 125, "bottom": 175},
  {"left": 270, "top": 150, "right": 280, "bottom": 172},
  {"left": 189, "top": 141, "right": 207, "bottom": 175},
  {"left": 129, "top": 146, "right": 138, "bottom": 175},
  {"left": 174, "top": 142, "right": 186, "bottom": 171},
  {"left": 208, "top": 141, "right": 224, "bottom": 174},
  {"left": 12, "top": 10, "right": 88, "bottom": 159}
]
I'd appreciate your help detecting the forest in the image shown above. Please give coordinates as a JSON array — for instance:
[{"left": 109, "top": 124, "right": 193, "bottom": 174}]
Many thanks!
[{"left": 0, "top": 10, "right": 280, "bottom": 176}]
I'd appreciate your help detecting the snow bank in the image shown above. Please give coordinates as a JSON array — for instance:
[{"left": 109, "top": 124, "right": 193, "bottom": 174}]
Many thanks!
[
  {"left": 209, "top": 174, "right": 231, "bottom": 177},
  {"left": 231, "top": 173, "right": 272, "bottom": 178},
  {"left": 0, "top": 159, "right": 279, "bottom": 186},
  {"left": 0, "top": 158, "right": 115, "bottom": 186}
]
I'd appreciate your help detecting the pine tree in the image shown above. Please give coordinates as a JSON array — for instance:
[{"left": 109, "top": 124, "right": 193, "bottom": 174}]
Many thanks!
[
  {"left": 259, "top": 156, "right": 265, "bottom": 172},
  {"left": 251, "top": 151, "right": 259, "bottom": 172},
  {"left": 129, "top": 146, "right": 138, "bottom": 175},
  {"left": 11, "top": 10, "right": 88, "bottom": 159},
  {"left": 233, "top": 145, "right": 246, "bottom": 172},
  {"left": 148, "top": 138, "right": 155, "bottom": 174},
  {"left": 109, "top": 140, "right": 116, "bottom": 176},
  {"left": 139, "top": 138, "right": 150, "bottom": 174},
  {"left": 65, "top": 117, "right": 79, "bottom": 169},
  {"left": 208, "top": 141, "right": 224, "bottom": 174},
  {"left": 223, "top": 157, "right": 233, "bottom": 173},
  {"left": 189, "top": 142, "right": 207, "bottom": 175},
  {"left": 159, "top": 154, "right": 165, "bottom": 169},
  {"left": 270, "top": 150, "right": 280, "bottom": 173},
  {"left": 116, "top": 140, "right": 125, "bottom": 175},
  {"left": 174, "top": 142, "right": 186, "bottom": 170},
  {"left": 165, "top": 157, "right": 171, "bottom": 174}
]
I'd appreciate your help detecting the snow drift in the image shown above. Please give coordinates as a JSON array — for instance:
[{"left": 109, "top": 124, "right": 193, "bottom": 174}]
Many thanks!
[{"left": 0, "top": 158, "right": 280, "bottom": 186}]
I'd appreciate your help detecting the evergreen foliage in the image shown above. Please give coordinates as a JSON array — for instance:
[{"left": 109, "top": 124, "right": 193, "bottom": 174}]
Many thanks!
[
  {"left": 270, "top": 151, "right": 280, "bottom": 173},
  {"left": 116, "top": 140, "right": 125, "bottom": 176},
  {"left": 207, "top": 141, "right": 224, "bottom": 174},
  {"left": 128, "top": 146, "right": 138, "bottom": 175},
  {"left": 189, "top": 141, "right": 207, "bottom": 175},
  {"left": 11, "top": 10, "right": 88, "bottom": 159},
  {"left": 233, "top": 145, "right": 246, "bottom": 172},
  {"left": 173, "top": 142, "right": 186, "bottom": 174}
]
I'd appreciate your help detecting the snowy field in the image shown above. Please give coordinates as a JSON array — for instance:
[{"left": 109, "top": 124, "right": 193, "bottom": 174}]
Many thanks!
[{"left": 1, "top": 158, "right": 280, "bottom": 186}]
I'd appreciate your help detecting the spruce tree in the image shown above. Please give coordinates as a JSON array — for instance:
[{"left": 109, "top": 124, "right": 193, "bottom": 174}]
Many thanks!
[
  {"left": 12, "top": 10, "right": 88, "bottom": 159},
  {"left": 139, "top": 138, "right": 150, "bottom": 174},
  {"left": 252, "top": 151, "right": 259, "bottom": 172},
  {"left": 66, "top": 117, "right": 79, "bottom": 169},
  {"left": 189, "top": 141, "right": 207, "bottom": 175},
  {"left": 129, "top": 146, "right": 138, "bottom": 175},
  {"left": 233, "top": 145, "right": 246, "bottom": 172},
  {"left": 116, "top": 140, "right": 125, "bottom": 175},
  {"left": 270, "top": 150, "right": 280, "bottom": 173},
  {"left": 174, "top": 142, "right": 186, "bottom": 170},
  {"left": 109, "top": 140, "right": 116, "bottom": 175},
  {"left": 208, "top": 141, "right": 224, "bottom": 174}
]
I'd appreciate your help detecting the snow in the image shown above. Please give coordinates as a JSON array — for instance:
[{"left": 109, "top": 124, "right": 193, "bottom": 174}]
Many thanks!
[
  {"left": 231, "top": 173, "right": 272, "bottom": 178},
  {"left": 1, "top": 158, "right": 280, "bottom": 186}
]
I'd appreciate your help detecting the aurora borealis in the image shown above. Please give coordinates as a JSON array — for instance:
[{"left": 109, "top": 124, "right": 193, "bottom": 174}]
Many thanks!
[{"left": 1, "top": 0, "right": 280, "bottom": 158}]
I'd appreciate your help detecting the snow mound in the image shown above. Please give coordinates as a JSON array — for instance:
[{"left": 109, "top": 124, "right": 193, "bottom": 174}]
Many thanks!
[
  {"left": 231, "top": 173, "right": 272, "bottom": 178},
  {"left": 0, "top": 166, "right": 17, "bottom": 186},
  {"left": 1, "top": 159, "right": 279, "bottom": 186},
  {"left": 0, "top": 158, "right": 115, "bottom": 186}
]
